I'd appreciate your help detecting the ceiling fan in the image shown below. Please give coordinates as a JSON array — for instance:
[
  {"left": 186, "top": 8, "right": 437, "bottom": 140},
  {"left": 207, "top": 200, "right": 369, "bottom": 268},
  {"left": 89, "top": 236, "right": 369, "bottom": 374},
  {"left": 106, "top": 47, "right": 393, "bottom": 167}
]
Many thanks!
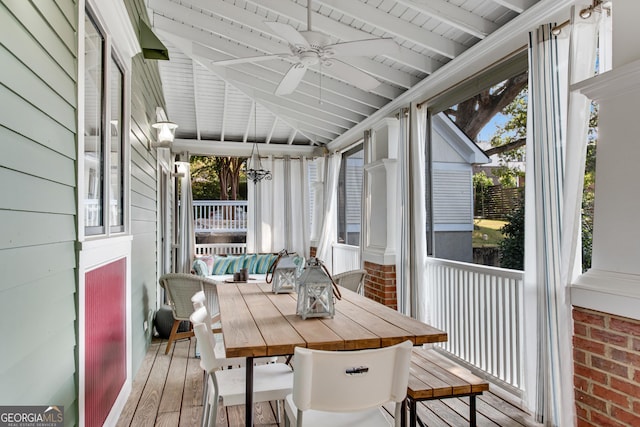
[{"left": 211, "top": 0, "right": 399, "bottom": 96}]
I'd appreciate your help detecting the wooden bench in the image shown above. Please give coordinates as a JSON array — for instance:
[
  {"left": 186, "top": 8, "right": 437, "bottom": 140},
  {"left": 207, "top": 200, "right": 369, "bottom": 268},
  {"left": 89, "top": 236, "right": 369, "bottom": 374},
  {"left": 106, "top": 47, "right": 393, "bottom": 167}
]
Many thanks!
[{"left": 405, "top": 348, "right": 489, "bottom": 427}]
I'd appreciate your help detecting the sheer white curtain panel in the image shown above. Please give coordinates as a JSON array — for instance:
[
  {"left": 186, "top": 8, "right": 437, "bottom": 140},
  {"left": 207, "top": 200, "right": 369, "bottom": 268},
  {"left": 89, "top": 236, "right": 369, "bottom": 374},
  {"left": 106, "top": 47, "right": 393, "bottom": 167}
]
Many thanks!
[
  {"left": 395, "top": 104, "right": 429, "bottom": 320},
  {"left": 523, "top": 9, "right": 599, "bottom": 425},
  {"left": 177, "top": 160, "right": 195, "bottom": 273},
  {"left": 316, "top": 154, "right": 341, "bottom": 273}
]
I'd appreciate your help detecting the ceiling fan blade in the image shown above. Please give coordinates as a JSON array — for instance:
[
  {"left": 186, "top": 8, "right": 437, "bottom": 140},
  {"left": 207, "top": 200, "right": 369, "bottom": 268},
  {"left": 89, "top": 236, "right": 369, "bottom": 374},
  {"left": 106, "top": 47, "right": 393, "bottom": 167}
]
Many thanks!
[
  {"left": 275, "top": 64, "right": 308, "bottom": 95},
  {"left": 212, "top": 54, "right": 290, "bottom": 66},
  {"left": 326, "top": 38, "right": 399, "bottom": 57},
  {"left": 265, "top": 22, "right": 310, "bottom": 47},
  {"left": 324, "top": 59, "right": 381, "bottom": 91}
]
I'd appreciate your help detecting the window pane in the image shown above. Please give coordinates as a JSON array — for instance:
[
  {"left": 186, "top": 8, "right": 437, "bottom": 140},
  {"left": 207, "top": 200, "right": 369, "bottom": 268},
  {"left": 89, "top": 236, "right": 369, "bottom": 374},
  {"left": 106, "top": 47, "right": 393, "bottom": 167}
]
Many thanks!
[
  {"left": 337, "top": 146, "right": 363, "bottom": 245},
  {"left": 84, "top": 15, "right": 104, "bottom": 234},
  {"left": 110, "top": 56, "right": 124, "bottom": 230}
]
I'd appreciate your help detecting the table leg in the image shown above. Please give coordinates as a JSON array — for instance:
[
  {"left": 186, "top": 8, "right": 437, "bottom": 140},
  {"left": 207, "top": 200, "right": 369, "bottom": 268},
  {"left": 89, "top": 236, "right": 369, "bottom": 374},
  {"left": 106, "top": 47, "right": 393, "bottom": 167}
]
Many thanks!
[
  {"left": 245, "top": 356, "right": 254, "bottom": 427},
  {"left": 470, "top": 395, "right": 477, "bottom": 427}
]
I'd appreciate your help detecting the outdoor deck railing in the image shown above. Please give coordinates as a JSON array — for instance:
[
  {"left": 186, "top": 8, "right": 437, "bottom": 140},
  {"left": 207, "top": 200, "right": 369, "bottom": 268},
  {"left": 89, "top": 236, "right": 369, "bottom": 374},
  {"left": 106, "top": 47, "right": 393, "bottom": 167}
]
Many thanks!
[
  {"left": 332, "top": 243, "right": 361, "bottom": 275},
  {"left": 193, "top": 200, "right": 248, "bottom": 234},
  {"left": 425, "top": 257, "right": 524, "bottom": 394},
  {"left": 194, "top": 243, "right": 247, "bottom": 255}
]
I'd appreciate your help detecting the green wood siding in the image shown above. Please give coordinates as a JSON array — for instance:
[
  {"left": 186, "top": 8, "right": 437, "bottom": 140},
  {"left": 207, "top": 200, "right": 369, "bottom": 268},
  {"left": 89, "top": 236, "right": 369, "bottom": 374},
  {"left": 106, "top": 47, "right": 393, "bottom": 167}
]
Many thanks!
[
  {"left": 0, "top": 2, "right": 78, "bottom": 426},
  {"left": 1, "top": 0, "right": 171, "bottom": 422},
  {"left": 126, "top": 0, "right": 167, "bottom": 374}
]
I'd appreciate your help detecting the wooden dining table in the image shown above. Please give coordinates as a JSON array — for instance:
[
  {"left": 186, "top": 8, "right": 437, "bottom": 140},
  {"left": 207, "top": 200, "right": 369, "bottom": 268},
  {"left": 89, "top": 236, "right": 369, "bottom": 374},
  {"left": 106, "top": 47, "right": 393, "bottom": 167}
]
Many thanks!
[{"left": 215, "top": 281, "right": 448, "bottom": 427}]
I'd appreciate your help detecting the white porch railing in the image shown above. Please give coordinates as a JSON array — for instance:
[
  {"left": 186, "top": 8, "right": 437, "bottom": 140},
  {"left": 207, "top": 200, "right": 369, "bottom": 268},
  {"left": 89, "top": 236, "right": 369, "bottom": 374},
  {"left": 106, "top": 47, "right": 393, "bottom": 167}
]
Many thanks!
[
  {"left": 425, "top": 257, "right": 524, "bottom": 393},
  {"left": 332, "top": 243, "right": 361, "bottom": 274},
  {"left": 193, "top": 200, "right": 247, "bottom": 234},
  {"left": 195, "top": 243, "right": 246, "bottom": 256}
]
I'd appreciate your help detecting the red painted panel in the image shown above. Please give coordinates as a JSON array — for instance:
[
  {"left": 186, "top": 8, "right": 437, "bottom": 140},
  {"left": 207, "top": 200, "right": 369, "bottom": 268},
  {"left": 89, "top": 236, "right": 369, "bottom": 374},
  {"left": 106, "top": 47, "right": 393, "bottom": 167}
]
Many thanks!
[{"left": 85, "top": 258, "right": 126, "bottom": 427}]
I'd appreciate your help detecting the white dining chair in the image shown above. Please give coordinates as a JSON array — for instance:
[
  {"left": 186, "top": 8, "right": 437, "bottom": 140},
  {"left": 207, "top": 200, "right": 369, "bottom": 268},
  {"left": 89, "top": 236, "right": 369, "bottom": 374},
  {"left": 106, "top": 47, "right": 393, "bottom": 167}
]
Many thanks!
[
  {"left": 284, "top": 340, "right": 413, "bottom": 427},
  {"left": 190, "top": 306, "right": 294, "bottom": 427}
]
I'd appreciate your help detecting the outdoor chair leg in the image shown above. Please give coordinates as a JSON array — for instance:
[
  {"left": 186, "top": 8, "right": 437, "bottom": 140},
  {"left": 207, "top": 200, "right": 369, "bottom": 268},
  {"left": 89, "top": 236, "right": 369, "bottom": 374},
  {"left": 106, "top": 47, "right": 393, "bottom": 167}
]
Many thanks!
[{"left": 165, "top": 319, "right": 181, "bottom": 354}]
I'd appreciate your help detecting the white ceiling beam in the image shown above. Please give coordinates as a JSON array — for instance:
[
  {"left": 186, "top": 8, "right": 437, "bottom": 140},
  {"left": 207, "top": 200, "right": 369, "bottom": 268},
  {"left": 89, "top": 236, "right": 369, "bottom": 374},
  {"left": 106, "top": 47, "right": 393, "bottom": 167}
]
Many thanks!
[
  {"left": 232, "top": 86, "right": 347, "bottom": 135},
  {"left": 395, "top": 0, "right": 499, "bottom": 39},
  {"left": 243, "top": 100, "right": 255, "bottom": 143},
  {"left": 193, "top": 0, "right": 442, "bottom": 74},
  {"left": 203, "top": 62, "right": 364, "bottom": 125},
  {"left": 220, "top": 82, "right": 228, "bottom": 142},
  {"left": 192, "top": 61, "right": 201, "bottom": 140},
  {"left": 172, "top": 138, "right": 321, "bottom": 158},
  {"left": 201, "top": 67, "right": 353, "bottom": 131},
  {"left": 197, "top": 73, "right": 342, "bottom": 139},
  {"left": 158, "top": 31, "right": 330, "bottom": 144},
  {"left": 315, "top": 0, "right": 465, "bottom": 59},
  {"left": 266, "top": 117, "right": 278, "bottom": 144},
  {"left": 154, "top": 16, "right": 392, "bottom": 107},
  {"left": 490, "top": 0, "right": 537, "bottom": 14},
  {"left": 287, "top": 129, "right": 297, "bottom": 145},
  {"left": 149, "top": 0, "right": 416, "bottom": 90}
]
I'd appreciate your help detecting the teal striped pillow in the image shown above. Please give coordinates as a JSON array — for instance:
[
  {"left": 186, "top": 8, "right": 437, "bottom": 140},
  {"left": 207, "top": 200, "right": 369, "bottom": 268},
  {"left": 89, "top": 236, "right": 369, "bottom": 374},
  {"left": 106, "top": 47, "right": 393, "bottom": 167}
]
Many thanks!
[
  {"left": 243, "top": 254, "right": 257, "bottom": 273},
  {"left": 225, "top": 255, "right": 246, "bottom": 274},
  {"left": 254, "top": 254, "right": 277, "bottom": 274},
  {"left": 211, "top": 256, "right": 231, "bottom": 275}
]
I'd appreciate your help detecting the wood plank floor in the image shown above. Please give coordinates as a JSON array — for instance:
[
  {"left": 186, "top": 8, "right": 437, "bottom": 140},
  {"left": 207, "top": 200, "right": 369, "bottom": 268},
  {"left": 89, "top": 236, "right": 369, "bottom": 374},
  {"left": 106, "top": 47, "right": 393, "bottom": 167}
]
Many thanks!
[{"left": 117, "top": 338, "right": 542, "bottom": 427}]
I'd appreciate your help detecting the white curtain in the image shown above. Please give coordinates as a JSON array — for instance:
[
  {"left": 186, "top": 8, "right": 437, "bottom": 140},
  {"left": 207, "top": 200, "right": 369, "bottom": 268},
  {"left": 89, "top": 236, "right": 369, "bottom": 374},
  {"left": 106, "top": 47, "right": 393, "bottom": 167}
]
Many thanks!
[
  {"left": 316, "top": 153, "right": 341, "bottom": 272},
  {"left": 177, "top": 159, "right": 194, "bottom": 273},
  {"left": 523, "top": 10, "right": 599, "bottom": 425},
  {"left": 247, "top": 156, "right": 310, "bottom": 256},
  {"left": 395, "top": 105, "right": 429, "bottom": 319}
]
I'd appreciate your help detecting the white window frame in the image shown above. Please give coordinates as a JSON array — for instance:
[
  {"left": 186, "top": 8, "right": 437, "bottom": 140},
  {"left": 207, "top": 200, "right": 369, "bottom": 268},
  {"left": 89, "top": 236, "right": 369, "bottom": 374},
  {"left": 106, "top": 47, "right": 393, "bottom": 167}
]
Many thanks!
[{"left": 77, "top": 0, "right": 140, "bottom": 425}]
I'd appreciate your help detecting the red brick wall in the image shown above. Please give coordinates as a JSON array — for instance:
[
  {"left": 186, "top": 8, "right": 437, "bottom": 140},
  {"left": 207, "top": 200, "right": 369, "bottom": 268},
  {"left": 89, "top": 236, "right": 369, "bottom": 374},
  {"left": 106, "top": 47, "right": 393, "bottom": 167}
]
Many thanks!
[
  {"left": 573, "top": 307, "right": 640, "bottom": 427},
  {"left": 363, "top": 261, "right": 396, "bottom": 309}
]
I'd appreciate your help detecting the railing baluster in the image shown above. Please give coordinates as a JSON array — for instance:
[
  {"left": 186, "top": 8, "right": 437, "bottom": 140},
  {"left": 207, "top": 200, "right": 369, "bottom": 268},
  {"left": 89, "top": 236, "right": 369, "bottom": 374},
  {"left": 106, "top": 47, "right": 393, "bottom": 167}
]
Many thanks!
[{"left": 423, "top": 258, "right": 523, "bottom": 393}]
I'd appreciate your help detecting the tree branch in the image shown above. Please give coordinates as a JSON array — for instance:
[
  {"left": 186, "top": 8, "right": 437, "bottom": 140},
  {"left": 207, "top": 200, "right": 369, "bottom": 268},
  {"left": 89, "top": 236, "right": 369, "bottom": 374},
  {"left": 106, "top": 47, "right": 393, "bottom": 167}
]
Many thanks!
[{"left": 484, "top": 137, "right": 526, "bottom": 157}]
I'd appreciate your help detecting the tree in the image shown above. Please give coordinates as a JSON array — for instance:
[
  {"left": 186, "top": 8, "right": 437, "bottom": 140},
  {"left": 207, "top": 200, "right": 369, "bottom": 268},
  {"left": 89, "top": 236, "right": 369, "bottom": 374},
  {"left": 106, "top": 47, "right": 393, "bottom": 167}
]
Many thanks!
[
  {"left": 215, "top": 157, "right": 244, "bottom": 200},
  {"left": 190, "top": 156, "right": 247, "bottom": 201},
  {"left": 446, "top": 71, "right": 528, "bottom": 142},
  {"left": 190, "top": 156, "right": 220, "bottom": 200}
]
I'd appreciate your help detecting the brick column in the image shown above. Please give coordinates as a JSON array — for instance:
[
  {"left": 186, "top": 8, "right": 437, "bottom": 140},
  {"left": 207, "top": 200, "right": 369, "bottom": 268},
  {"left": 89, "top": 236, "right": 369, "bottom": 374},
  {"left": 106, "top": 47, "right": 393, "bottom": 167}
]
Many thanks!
[
  {"left": 363, "top": 261, "right": 396, "bottom": 309},
  {"left": 573, "top": 307, "right": 640, "bottom": 426}
]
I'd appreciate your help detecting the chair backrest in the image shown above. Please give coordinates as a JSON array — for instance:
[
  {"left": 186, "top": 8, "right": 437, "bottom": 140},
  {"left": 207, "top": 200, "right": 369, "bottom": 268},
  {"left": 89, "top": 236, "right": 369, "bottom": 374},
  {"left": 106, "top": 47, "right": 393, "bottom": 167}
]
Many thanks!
[
  {"left": 291, "top": 340, "right": 413, "bottom": 413},
  {"left": 333, "top": 269, "right": 367, "bottom": 293},
  {"left": 191, "top": 290, "right": 211, "bottom": 329},
  {"left": 190, "top": 306, "right": 226, "bottom": 372},
  {"left": 159, "top": 273, "right": 216, "bottom": 321}
]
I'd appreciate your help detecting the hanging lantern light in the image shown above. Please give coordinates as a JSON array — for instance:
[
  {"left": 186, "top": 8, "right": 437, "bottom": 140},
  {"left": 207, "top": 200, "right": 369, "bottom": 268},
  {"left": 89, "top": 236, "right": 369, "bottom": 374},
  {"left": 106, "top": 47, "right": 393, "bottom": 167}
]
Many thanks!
[
  {"left": 267, "top": 250, "right": 298, "bottom": 294},
  {"left": 296, "top": 258, "right": 342, "bottom": 319}
]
